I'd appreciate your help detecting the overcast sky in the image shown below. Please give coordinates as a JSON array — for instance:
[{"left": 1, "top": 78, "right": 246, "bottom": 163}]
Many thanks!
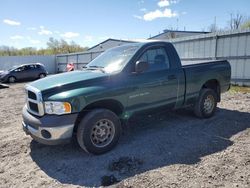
[{"left": 1, "top": 0, "right": 250, "bottom": 49}]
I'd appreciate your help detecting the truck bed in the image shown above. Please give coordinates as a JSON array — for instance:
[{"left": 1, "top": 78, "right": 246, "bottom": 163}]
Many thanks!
[
  {"left": 181, "top": 60, "right": 231, "bottom": 106},
  {"left": 181, "top": 59, "right": 227, "bottom": 67}
]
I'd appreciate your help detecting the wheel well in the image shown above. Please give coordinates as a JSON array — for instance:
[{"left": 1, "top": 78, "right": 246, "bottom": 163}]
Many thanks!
[
  {"left": 8, "top": 76, "right": 16, "bottom": 81},
  {"left": 202, "top": 79, "right": 220, "bottom": 101},
  {"left": 39, "top": 73, "right": 46, "bottom": 76},
  {"left": 73, "top": 99, "right": 124, "bottom": 132}
]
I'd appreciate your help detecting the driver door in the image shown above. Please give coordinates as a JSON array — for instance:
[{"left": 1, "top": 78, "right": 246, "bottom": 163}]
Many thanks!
[
  {"left": 14, "top": 65, "right": 30, "bottom": 80},
  {"left": 126, "top": 46, "right": 179, "bottom": 112}
]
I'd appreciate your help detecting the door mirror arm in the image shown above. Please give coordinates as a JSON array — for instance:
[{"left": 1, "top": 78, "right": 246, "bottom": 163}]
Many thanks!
[{"left": 135, "top": 61, "right": 149, "bottom": 74}]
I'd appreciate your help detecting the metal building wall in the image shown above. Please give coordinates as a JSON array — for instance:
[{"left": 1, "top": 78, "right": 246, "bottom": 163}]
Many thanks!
[
  {"left": 87, "top": 40, "right": 134, "bottom": 53},
  {"left": 56, "top": 51, "right": 103, "bottom": 72},
  {"left": 0, "top": 55, "right": 56, "bottom": 74},
  {"left": 170, "top": 29, "right": 250, "bottom": 85},
  {"left": 56, "top": 39, "right": 136, "bottom": 72}
]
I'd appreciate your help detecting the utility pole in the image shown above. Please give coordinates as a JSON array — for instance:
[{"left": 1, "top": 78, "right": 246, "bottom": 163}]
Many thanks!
[
  {"left": 176, "top": 18, "right": 179, "bottom": 30},
  {"left": 230, "top": 13, "right": 233, "bottom": 29},
  {"left": 214, "top": 16, "right": 217, "bottom": 29}
]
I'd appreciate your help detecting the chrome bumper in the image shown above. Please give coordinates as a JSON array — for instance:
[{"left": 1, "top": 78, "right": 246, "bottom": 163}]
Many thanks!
[
  {"left": 22, "top": 121, "right": 74, "bottom": 145},
  {"left": 22, "top": 106, "right": 78, "bottom": 145}
]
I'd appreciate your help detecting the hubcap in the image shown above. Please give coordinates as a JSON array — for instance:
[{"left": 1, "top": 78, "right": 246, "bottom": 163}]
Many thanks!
[
  {"left": 9, "top": 77, "right": 15, "bottom": 83},
  {"left": 203, "top": 95, "right": 215, "bottom": 114},
  {"left": 40, "top": 74, "right": 45, "bottom": 78},
  {"left": 90, "top": 119, "right": 115, "bottom": 148}
]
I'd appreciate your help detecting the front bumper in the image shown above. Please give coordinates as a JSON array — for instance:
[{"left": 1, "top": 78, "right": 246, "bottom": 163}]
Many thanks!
[
  {"left": 0, "top": 76, "right": 7, "bottom": 82},
  {"left": 22, "top": 106, "right": 78, "bottom": 145}
]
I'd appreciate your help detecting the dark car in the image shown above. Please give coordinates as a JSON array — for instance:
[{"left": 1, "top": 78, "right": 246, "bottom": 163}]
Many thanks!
[{"left": 0, "top": 63, "right": 48, "bottom": 83}]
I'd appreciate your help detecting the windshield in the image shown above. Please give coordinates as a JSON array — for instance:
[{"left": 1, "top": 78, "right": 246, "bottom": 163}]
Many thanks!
[
  {"left": 8, "top": 66, "right": 18, "bottom": 71},
  {"left": 86, "top": 44, "right": 141, "bottom": 73}
]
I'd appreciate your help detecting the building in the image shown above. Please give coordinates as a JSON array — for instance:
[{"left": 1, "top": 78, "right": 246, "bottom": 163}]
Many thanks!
[
  {"left": 86, "top": 30, "right": 209, "bottom": 53},
  {"left": 149, "top": 29, "right": 210, "bottom": 40},
  {"left": 87, "top": 38, "right": 136, "bottom": 53}
]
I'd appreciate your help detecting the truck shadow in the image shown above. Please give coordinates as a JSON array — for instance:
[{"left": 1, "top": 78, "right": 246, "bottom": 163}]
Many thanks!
[{"left": 29, "top": 107, "right": 250, "bottom": 187}]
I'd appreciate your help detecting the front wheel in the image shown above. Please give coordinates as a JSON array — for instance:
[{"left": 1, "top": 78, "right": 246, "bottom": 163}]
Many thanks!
[
  {"left": 8, "top": 76, "right": 16, "bottom": 83},
  {"left": 194, "top": 88, "right": 217, "bottom": 118},
  {"left": 77, "top": 109, "right": 121, "bottom": 155}
]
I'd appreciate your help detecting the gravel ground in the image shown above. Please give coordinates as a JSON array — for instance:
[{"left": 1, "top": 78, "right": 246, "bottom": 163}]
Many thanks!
[{"left": 0, "top": 82, "right": 249, "bottom": 188}]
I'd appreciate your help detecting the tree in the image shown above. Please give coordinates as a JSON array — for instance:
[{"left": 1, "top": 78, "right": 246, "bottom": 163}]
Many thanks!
[
  {"left": 46, "top": 37, "right": 88, "bottom": 54},
  {"left": 0, "top": 38, "right": 88, "bottom": 56},
  {"left": 208, "top": 23, "right": 219, "bottom": 32},
  {"left": 229, "top": 12, "right": 243, "bottom": 30},
  {"left": 47, "top": 37, "right": 60, "bottom": 54},
  {"left": 241, "top": 19, "right": 250, "bottom": 29},
  {"left": 207, "top": 17, "right": 221, "bottom": 32}
]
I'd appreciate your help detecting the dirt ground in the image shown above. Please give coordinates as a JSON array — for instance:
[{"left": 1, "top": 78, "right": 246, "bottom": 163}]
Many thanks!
[{"left": 0, "top": 82, "right": 249, "bottom": 188}]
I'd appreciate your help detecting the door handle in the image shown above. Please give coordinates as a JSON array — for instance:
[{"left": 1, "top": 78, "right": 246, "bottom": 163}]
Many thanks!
[{"left": 168, "top": 75, "right": 176, "bottom": 80}]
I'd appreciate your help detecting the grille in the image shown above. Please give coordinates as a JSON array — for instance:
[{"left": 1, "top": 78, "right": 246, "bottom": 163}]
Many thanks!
[
  {"left": 28, "top": 101, "right": 39, "bottom": 113},
  {"left": 28, "top": 91, "right": 37, "bottom": 100},
  {"left": 26, "top": 85, "right": 44, "bottom": 116}
]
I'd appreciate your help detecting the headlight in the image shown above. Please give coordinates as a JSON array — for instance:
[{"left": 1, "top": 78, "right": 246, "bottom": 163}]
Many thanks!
[{"left": 44, "top": 101, "right": 71, "bottom": 115}]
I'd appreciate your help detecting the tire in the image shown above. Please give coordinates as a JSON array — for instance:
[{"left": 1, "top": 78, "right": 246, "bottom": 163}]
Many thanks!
[
  {"left": 194, "top": 88, "right": 217, "bottom": 118},
  {"left": 77, "top": 109, "right": 121, "bottom": 155},
  {"left": 8, "top": 76, "right": 16, "bottom": 83},
  {"left": 39, "top": 73, "right": 46, "bottom": 79}
]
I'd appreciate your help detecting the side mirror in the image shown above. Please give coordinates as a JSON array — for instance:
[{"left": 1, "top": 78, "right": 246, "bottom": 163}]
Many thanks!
[{"left": 135, "top": 61, "right": 148, "bottom": 73}]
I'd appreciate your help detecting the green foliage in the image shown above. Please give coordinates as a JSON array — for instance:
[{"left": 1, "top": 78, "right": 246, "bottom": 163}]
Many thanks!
[
  {"left": 0, "top": 38, "right": 88, "bottom": 56},
  {"left": 230, "top": 85, "right": 250, "bottom": 93},
  {"left": 241, "top": 20, "right": 250, "bottom": 29}
]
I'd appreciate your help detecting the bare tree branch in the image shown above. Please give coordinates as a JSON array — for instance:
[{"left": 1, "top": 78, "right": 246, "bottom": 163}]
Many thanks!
[{"left": 229, "top": 12, "right": 243, "bottom": 30}]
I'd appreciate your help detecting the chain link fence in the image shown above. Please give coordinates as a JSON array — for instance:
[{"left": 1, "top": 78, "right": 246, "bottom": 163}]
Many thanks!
[{"left": 56, "top": 51, "right": 104, "bottom": 72}]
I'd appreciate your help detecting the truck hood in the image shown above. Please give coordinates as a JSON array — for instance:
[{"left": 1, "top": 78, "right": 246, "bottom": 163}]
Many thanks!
[{"left": 28, "top": 70, "right": 109, "bottom": 92}]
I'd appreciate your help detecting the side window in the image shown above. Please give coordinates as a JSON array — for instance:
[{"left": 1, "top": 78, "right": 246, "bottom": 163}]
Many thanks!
[
  {"left": 20, "top": 66, "right": 26, "bottom": 71},
  {"left": 30, "top": 65, "right": 38, "bottom": 69},
  {"left": 24, "top": 65, "right": 31, "bottom": 70},
  {"left": 15, "top": 67, "right": 23, "bottom": 72},
  {"left": 139, "top": 47, "right": 170, "bottom": 72}
]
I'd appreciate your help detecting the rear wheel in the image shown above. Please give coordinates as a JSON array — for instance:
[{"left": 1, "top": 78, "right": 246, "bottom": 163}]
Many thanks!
[
  {"left": 8, "top": 76, "right": 16, "bottom": 83},
  {"left": 39, "top": 73, "right": 46, "bottom": 79},
  {"left": 194, "top": 88, "right": 217, "bottom": 118},
  {"left": 77, "top": 109, "right": 121, "bottom": 155}
]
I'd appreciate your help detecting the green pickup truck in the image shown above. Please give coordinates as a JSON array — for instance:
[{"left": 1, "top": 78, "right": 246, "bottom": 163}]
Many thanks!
[{"left": 22, "top": 41, "right": 231, "bottom": 154}]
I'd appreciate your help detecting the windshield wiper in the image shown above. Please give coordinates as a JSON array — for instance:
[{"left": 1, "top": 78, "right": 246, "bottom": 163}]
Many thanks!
[{"left": 86, "top": 65, "right": 105, "bottom": 73}]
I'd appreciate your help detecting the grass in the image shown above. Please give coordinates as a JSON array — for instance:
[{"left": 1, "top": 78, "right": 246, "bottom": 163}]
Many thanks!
[{"left": 229, "top": 85, "right": 250, "bottom": 93}]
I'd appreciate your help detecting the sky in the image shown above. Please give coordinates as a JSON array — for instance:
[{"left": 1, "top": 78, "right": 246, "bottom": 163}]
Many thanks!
[{"left": 1, "top": 0, "right": 250, "bottom": 49}]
